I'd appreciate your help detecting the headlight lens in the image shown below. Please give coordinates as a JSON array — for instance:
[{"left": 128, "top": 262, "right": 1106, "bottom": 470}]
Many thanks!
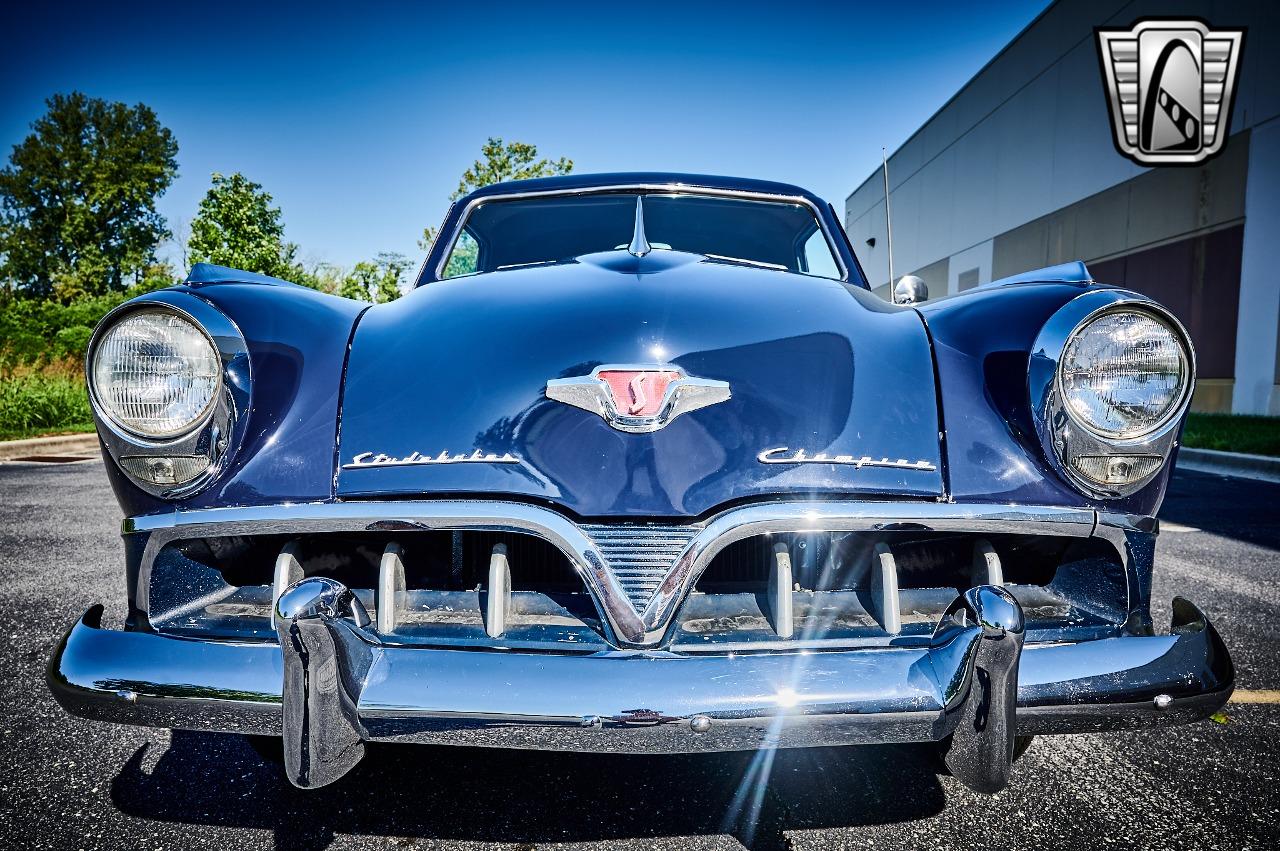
[
  {"left": 1059, "top": 310, "right": 1189, "bottom": 439},
  {"left": 91, "top": 309, "right": 221, "bottom": 438}
]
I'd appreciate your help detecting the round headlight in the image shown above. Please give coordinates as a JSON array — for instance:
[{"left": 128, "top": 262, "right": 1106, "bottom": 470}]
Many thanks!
[
  {"left": 90, "top": 309, "right": 221, "bottom": 438},
  {"left": 1059, "top": 309, "right": 1190, "bottom": 439}
]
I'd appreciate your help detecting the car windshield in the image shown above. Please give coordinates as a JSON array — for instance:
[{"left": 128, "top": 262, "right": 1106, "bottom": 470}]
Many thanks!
[{"left": 439, "top": 192, "right": 842, "bottom": 280}]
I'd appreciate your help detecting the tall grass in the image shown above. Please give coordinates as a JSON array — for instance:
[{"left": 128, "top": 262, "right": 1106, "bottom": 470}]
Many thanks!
[{"left": 0, "top": 363, "right": 94, "bottom": 440}]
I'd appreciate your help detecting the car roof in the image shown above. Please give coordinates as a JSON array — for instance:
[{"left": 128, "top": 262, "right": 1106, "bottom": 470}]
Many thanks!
[{"left": 461, "top": 172, "right": 830, "bottom": 207}]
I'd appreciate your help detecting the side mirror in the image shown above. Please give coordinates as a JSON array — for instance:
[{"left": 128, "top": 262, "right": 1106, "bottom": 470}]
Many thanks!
[{"left": 893, "top": 275, "right": 929, "bottom": 305}]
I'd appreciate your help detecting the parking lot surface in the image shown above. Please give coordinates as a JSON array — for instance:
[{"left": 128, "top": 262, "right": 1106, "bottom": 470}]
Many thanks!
[{"left": 1, "top": 459, "right": 1276, "bottom": 850}]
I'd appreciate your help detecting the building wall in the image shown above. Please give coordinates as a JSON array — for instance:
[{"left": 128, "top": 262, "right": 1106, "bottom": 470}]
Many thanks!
[
  {"left": 844, "top": 0, "right": 1279, "bottom": 413},
  {"left": 985, "top": 133, "right": 1247, "bottom": 278},
  {"left": 1234, "top": 116, "right": 1280, "bottom": 415}
]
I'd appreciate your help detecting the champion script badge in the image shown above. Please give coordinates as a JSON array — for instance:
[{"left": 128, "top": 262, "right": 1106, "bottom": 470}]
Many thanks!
[{"left": 758, "top": 447, "right": 936, "bottom": 471}]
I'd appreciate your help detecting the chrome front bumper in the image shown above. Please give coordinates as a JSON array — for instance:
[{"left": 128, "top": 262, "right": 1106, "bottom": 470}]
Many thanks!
[{"left": 49, "top": 587, "right": 1232, "bottom": 792}]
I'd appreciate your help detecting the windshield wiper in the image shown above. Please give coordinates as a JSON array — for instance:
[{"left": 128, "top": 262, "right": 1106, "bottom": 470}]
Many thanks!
[
  {"left": 703, "top": 253, "right": 789, "bottom": 272},
  {"left": 495, "top": 259, "right": 569, "bottom": 271}
]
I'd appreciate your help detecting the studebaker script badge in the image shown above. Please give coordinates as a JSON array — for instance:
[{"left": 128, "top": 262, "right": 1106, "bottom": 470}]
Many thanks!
[
  {"left": 758, "top": 447, "right": 936, "bottom": 471},
  {"left": 546, "top": 364, "right": 730, "bottom": 433},
  {"left": 343, "top": 449, "right": 521, "bottom": 470}
]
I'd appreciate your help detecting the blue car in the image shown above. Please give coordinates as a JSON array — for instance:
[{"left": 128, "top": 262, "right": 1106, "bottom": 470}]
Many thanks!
[{"left": 49, "top": 173, "right": 1232, "bottom": 792}]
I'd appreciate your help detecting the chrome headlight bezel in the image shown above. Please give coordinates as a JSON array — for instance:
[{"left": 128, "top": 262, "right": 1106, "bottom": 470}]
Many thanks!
[
  {"left": 88, "top": 306, "right": 223, "bottom": 440},
  {"left": 1029, "top": 290, "right": 1195, "bottom": 499},
  {"left": 86, "top": 294, "right": 251, "bottom": 499},
  {"left": 1056, "top": 306, "right": 1192, "bottom": 440}
]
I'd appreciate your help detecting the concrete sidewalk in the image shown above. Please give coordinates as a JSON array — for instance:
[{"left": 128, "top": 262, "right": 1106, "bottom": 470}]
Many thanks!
[
  {"left": 0, "top": 432, "right": 99, "bottom": 461},
  {"left": 1177, "top": 447, "right": 1280, "bottom": 484}
]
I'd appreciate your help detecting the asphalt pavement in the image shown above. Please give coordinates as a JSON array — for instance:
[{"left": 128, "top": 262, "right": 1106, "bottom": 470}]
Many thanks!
[{"left": 1, "top": 459, "right": 1277, "bottom": 850}]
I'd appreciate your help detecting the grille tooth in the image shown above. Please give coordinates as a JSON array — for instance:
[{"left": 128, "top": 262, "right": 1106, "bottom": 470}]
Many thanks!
[{"left": 581, "top": 523, "right": 699, "bottom": 613}]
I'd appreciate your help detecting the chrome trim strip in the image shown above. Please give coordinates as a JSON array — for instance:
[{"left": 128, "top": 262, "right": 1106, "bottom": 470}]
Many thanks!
[
  {"left": 431, "top": 183, "right": 850, "bottom": 282},
  {"left": 704, "top": 253, "right": 788, "bottom": 272},
  {"left": 127, "top": 500, "right": 1097, "bottom": 648}
]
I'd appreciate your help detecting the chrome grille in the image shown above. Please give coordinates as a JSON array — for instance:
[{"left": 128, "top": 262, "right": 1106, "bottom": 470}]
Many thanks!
[{"left": 581, "top": 523, "right": 699, "bottom": 613}]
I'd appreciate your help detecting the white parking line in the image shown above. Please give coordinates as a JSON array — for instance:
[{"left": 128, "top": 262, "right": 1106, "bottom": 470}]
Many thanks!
[{"left": 1229, "top": 689, "right": 1280, "bottom": 704}]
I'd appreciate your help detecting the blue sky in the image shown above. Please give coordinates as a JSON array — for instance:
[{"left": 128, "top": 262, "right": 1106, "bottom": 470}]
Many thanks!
[{"left": 3, "top": 0, "right": 1050, "bottom": 271}]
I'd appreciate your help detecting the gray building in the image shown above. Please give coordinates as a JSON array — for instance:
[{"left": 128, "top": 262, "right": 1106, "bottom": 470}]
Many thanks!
[{"left": 845, "top": 0, "right": 1278, "bottom": 414}]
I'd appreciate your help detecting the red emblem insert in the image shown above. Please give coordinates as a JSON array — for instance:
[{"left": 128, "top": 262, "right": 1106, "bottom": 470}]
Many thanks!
[{"left": 596, "top": 370, "right": 681, "bottom": 417}]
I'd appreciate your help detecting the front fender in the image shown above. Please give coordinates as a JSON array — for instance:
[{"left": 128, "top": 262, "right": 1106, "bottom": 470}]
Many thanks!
[
  {"left": 919, "top": 281, "right": 1181, "bottom": 517},
  {"left": 99, "top": 283, "right": 366, "bottom": 518}
]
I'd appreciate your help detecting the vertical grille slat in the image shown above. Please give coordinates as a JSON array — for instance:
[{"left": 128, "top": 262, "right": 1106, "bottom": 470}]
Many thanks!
[{"left": 580, "top": 523, "right": 699, "bottom": 613}]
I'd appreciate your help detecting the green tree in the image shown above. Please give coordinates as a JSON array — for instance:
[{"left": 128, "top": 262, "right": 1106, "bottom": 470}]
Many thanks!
[
  {"left": 449, "top": 137, "right": 573, "bottom": 201},
  {"left": 339, "top": 251, "right": 409, "bottom": 303},
  {"left": 188, "top": 172, "right": 303, "bottom": 281},
  {"left": 373, "top": 252, "right": 410, "bottom": 302},
  {"left": 303, "top": 261, "right": 346, "bottom": 296},
  {"left": 48, "top": 259, "right": 177, "bottom": 304},
  {"left": 419, "top": 137, "right": 573, "bottom": 257},
  {"left": 0, "top": 92, "right": 179, "bottom": 299}
]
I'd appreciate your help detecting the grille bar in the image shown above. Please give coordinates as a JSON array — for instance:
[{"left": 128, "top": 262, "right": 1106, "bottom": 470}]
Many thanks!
[{"left": 581, "top": 523, "right": 700, "bottom": 613}]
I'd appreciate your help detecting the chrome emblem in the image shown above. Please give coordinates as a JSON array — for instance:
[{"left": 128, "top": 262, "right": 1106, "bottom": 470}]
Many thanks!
[
  {"left": 758, "top": 447, "right": 936, "bottom": 471},
  {"left": 343, "top": 449, "right": 520, "bottom": 470},
  {"left": 1096, "top": 19, "right": 1245, "bottom": 165},
  {"left": 546, "top": 364, "right": 730, "bottom": 433}
]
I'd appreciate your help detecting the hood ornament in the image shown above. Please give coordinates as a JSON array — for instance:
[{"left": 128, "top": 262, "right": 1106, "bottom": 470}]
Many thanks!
[
  {"left": 546, "top": 365, "right": 730, "bottom": 433},
  {"left": 627, "top": 195, "right": 651, "bottom": 258}
]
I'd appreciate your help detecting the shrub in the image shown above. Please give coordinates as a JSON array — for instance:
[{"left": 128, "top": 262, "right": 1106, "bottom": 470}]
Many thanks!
[
  {"left": 0, "top": 371, "right": 93, "bottom": 440},
  {"left": 0, "top": 293, "right": 125, "bottom": 376},
  {"left": 0, "top": 269, "right": 178, "bottom": 378},
  {"left": 0, "top": 267, "right": 180, "bottom": 439}
]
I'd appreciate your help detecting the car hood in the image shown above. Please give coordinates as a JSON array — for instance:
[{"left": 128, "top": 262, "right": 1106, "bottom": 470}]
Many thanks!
[{"left": 336, "top": 250, "right": 943, "bottom": 516}]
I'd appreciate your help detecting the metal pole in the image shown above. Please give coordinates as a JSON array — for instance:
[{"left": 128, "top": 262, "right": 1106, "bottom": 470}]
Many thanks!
[{"left": 882, "top": 147, "right": 895, "bottom": 289}]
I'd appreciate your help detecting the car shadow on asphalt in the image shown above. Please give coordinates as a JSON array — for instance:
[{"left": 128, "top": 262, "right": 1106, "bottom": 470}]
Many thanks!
[
  {"left": 1160, "top": 469, "right": 1280, "bottom": 551},
  {"left": 110, "top": 732, "right": 949, "bottom": 850}
]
